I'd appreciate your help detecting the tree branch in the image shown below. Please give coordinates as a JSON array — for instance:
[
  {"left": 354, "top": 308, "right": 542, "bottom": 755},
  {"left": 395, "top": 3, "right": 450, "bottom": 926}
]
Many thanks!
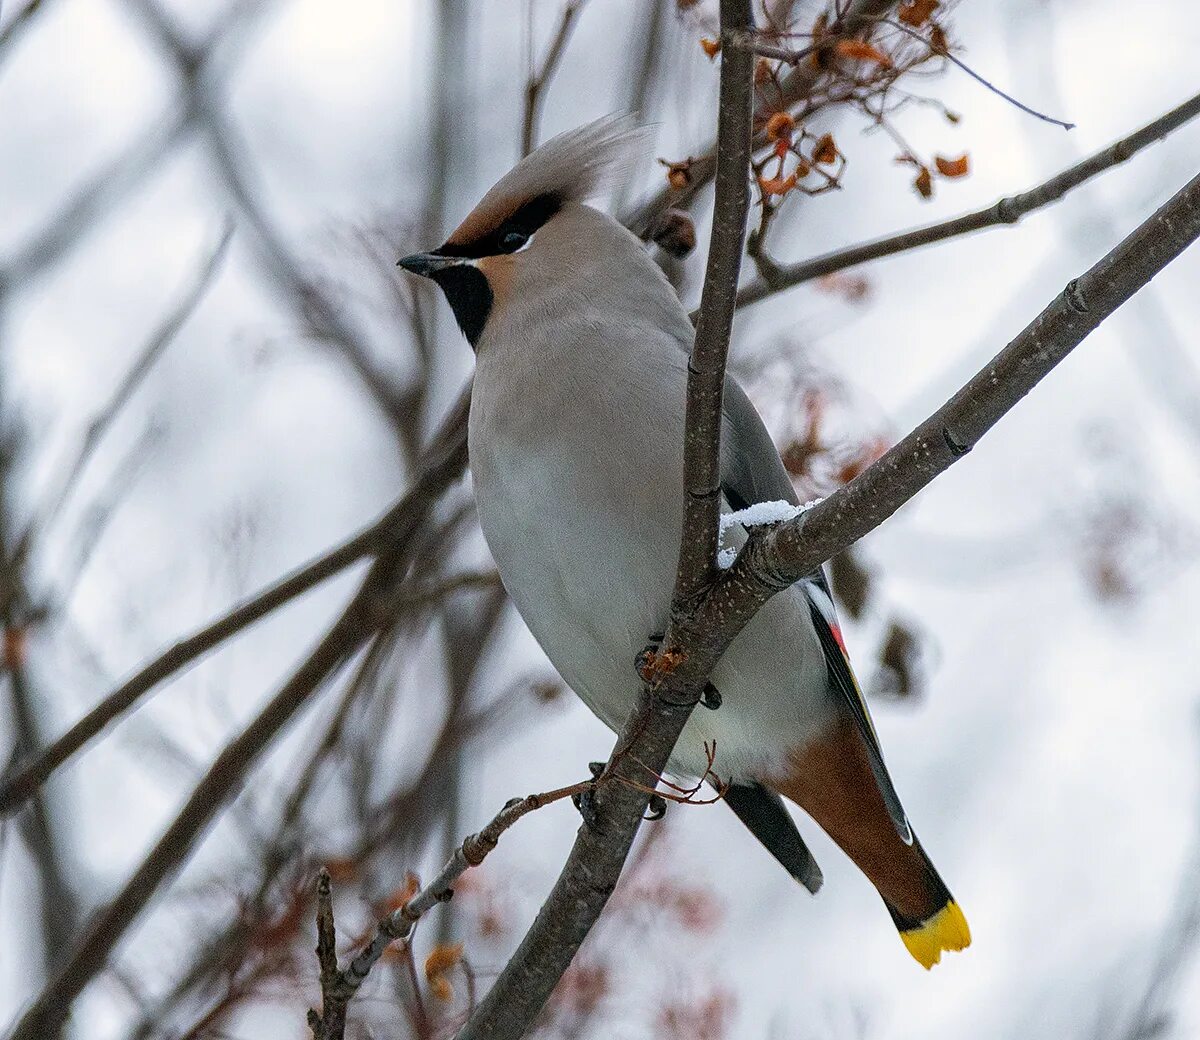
[
  {"left": 734, "top": 88, "right": 1200, "bottom": 311},
  {"left": 0, "top": 0, "right": 52, "bottom": 67},
  {"left": 673, "top": 5, "right": 756, "bottom": 602},
  {"left": 453, "top": 3, "right": 757, "bottom": 1038},
  {"left": 624, "top": 0, "right": 899, "bottom": 237},
  {"left": 0, "top": 387, "right": 470, "bottom": 819},
  {"left": 0, "top": 0, "right": 269, "bottom": 291},
  {"left": 309, "top": 775, "right": 596, "bottom": 1038},
  {"left": 521, "top": 0, "right": 589, "bottom": 158},
  {"left": 732, "top": 164, "right": 1200, "bottom": 594},
  {"left": 34, "top": 220, "right": 234, "bottom": 539},
  {"left": 3, "top": 390, "right": 471, "bottom": 1040}
]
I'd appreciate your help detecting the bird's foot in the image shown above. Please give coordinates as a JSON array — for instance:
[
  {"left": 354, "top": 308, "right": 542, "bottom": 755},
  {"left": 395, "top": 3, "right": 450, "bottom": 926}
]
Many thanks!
[
  {"left": 634, "top": 632, "right": 665, "bottom": 680},
  {"left": 571, "top": 761, "right": 607, "bottom": 829},
  {"left": 636, "top": 633, "right": 687, "bottom": 685},
  {"left": 701, "top": 682, "right": 722, "bottom": 710}
]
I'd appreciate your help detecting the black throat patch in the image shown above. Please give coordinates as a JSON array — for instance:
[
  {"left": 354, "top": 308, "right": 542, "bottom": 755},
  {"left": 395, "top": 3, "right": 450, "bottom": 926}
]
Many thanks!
[{"left": 429, "top": 265, "right": 493, "bottom": 347}]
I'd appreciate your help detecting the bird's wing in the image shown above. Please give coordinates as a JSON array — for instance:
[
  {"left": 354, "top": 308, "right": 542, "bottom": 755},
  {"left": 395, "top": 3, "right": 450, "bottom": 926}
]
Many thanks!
[{"left": 721, "top": 377, "right": 912, "bottom": 842}]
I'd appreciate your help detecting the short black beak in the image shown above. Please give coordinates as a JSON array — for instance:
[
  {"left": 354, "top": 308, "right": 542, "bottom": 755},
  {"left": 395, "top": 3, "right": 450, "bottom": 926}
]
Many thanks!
[{"left": 397, "top": 252, "right": 461, "bottom": 277}]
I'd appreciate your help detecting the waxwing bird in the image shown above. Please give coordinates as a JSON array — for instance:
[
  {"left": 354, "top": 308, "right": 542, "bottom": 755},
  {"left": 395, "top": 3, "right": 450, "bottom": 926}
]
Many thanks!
[{"left": 398, "top": 117, "right": 970, "bottom": 969}]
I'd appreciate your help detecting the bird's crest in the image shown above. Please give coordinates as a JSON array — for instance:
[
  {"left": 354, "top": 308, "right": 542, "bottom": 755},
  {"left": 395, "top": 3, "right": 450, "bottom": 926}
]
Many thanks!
[{"left": 446, "top": 115, "right": 647, "bottom": 249}]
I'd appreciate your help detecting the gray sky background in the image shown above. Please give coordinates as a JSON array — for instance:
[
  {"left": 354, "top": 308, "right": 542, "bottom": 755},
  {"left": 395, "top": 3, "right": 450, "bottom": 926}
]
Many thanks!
[{"left": 3, "top": 0, "right": 1200, "bottom": 1037}]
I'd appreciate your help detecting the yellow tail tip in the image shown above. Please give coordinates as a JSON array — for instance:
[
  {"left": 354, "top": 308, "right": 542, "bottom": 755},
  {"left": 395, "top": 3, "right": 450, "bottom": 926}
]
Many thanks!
[{"left": 899, "top": 901, "right": 971, "bottom": 970}]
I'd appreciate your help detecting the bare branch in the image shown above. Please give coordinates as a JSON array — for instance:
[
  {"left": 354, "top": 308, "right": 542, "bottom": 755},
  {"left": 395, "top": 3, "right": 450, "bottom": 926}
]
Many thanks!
[
  {"left": 34, "top": 221, "right": 234, "bottom": 538},
  {"left": 396, "top": 570, "right": 502, "bottom": 616},
  {"left": 0, "top": 1, "right": 268, "bottom": 290},
  {"left": 674, "top": 6, "right": 757, "bottom": 602},
  {"left": 0, "top": 386, "right": 469, "bottom": 818},
  {"left": 0, "top": 111, "right": 194, "bottom": 290},
  {"left": 0, "top": 0, "right": 53, "bottom": 67},
  {"left": 878, "top": 15, "right": 1074, "bottom": 130},
  {"left": 309, "top": 775, "right": 595, "bottom": 1037},
  {"left": 688, "top": 163, "right": 1200, "bottom": 696},
  {"left": 521, "top": 0, "right": 589, "bottom": 158},
  {"left": 734, "top": 89, "right": 1200, "bottom": 311},
  {"left": 120, "top": 0, "right": 415, "bottom": 441}
]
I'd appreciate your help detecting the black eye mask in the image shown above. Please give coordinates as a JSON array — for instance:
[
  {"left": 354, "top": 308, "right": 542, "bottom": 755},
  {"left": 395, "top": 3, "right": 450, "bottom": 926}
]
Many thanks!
[{"left": 435, "top": 193, "right": 562, "bottom": 260}]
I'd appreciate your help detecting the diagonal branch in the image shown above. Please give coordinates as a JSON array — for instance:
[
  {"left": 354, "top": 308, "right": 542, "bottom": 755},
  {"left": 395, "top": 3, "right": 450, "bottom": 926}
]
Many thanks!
[
  {"left": 34, "top": 221, "right": 234, "bottom": 539},
  {"left": 122, "top": 0, "right": 415, "bottom": 443},
  {"left": 309, "top": 774, "right": 596, "bottom": 1039},
  {"left": 0, "top": 0, "right": 53, "bottom": 67},
  {"left": 733, "top": 88, "right": 1200, "bottom": 311},
  {"left": 4, "top": 442, "right": 471, "bottom": 1040},
  {"left": 0, "top": 0, "right": 270, "bottom": 291},
  {"left": 730, "top": 165, "right": 1200, "bottom": 597},
  {"left": 0, "top": 386, "right": 470, "bottom": 819}
]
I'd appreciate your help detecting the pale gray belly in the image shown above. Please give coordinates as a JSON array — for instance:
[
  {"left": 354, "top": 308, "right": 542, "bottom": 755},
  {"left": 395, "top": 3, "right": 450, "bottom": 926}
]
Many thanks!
[{"left": 469, "top": 355, "right": 835, "bottom": 780}]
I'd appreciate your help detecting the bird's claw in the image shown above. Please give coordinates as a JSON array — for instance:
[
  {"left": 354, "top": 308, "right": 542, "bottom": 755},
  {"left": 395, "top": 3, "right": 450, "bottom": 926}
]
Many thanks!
[
  {"left": 572, "top": 787, "right": 599, "bottom": 829},
  {"left": 572, "top": 761, "right": 607, "bottom": 828},
  {"left": 701, "top": 683, "right": 722, "bottom": 710},
  {"left": 634, "top": 632, "right": 665, "bottom": 680}
]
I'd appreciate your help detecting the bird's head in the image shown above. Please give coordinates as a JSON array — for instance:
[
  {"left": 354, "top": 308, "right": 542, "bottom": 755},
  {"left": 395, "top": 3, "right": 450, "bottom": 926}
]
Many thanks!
[{"left": 398, "top": 115, "right": 647, "bottom": 348}]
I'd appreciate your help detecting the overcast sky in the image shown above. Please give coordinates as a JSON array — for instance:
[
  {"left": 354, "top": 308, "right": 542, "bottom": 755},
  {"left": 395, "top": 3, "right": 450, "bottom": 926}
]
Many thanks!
[{"left": 3, "top": 1, "right": 1200, "bottom": 1037}]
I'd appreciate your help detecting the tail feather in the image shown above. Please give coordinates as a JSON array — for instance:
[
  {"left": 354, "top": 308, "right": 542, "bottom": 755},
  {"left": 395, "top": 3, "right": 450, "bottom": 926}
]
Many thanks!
[
  {"left": 723, "top": 782, "right": 824, "bottom": 894},
  {"left": 892, "top": 900, "right": 972, "bottom": 970},
  {"left": 766, "top": 719, "right": 971, "bottom": 969},
  {"left": 883, "top": 839, "right": 971, "bottom": 969}
]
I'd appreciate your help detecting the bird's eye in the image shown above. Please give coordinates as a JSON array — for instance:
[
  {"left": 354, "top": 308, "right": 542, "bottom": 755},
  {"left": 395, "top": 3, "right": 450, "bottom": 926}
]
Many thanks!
[{"left": 499, "top": 229, "right": 529, "bottom": 253}]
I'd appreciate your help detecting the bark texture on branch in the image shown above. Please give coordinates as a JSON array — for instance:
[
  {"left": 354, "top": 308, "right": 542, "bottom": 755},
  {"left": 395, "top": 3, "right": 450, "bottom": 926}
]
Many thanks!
[{"left": 673, "top": 3, "right": 756, "bottom": 603}]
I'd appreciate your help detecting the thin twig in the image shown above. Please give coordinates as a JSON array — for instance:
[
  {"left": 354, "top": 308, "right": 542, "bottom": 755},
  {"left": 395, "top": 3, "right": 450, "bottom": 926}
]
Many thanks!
[
  {"left": 521, "top": 0, "right": 589, "bottom": 158},
  {"left": 878, "top": 16, "right": 1073, "bottom": 130},
  {"left": 34, "top": 221, "right": 234, "bottom": 538},
  {"left": 120, "top": 0, "right": 415, "bottom": 440},
  {"left": 307, "top": 777, "right": 596, "bottom": 1036},
  {"left": 0, "top": 0, "right": 269, "bottom": 289},
  {"left": 733, "top": 88, "right": 1200, "bottom": 311},
  {"left": 623, "top": 0, "right": 899, "bottom": 236}
]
